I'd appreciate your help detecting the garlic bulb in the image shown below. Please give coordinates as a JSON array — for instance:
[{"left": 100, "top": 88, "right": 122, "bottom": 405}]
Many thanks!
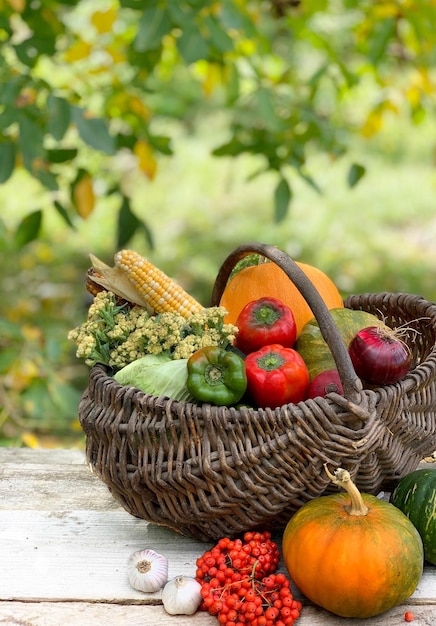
[
  {"left": 127, "top": 548, "right": 168, "bottom": 593},
  {"left": 161, "top": 575, "right": 202, "bottom": 615}
]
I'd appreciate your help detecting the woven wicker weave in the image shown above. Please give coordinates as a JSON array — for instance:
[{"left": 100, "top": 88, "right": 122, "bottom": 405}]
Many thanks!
[{"left": 78, "top": 243, "right": 436, "bottom": 541}]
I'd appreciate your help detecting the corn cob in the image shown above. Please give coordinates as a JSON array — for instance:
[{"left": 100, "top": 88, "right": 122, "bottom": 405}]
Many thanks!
[
  {"left": 87, "top": 254, "right": 154, "bottom": 312},
  {"left": 114, "top": 249, "right": 203, "bottom": 318}
]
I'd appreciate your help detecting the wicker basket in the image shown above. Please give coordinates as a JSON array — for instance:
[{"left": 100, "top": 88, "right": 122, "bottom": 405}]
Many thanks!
[{"left": 78, "top": 243, "right": 436, "bottom": 542}]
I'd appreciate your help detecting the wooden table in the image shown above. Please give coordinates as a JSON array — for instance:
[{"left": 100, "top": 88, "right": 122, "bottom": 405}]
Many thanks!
[{"left": 0, "top": 448, "right": 435, "bottom": 625}]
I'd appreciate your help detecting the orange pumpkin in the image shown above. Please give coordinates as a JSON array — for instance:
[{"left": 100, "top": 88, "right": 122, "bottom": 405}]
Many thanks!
[
  {"left": 282, "top": 467, "right": 424, "bottom": 618},
  {"left": 220, "top": 260, "right": 344, "bottom": 336}
]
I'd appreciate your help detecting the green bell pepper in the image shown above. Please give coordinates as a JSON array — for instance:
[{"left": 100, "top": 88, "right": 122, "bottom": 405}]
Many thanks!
[{"left": 186, "top": 346, "right": 247, "bottom": 406}]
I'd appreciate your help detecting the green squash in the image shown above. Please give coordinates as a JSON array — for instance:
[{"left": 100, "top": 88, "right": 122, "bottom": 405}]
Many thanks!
[
  {"left": 390, "top": 468, "right": 436, "bottom": 565},
  {"left": 296, "top": 307, "right": 385, "bottom": 380}
]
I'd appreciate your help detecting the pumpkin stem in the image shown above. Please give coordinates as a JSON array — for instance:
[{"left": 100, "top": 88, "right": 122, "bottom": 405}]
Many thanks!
[{"left": 324, "top": 464, "right": 369, "bottom": 516}]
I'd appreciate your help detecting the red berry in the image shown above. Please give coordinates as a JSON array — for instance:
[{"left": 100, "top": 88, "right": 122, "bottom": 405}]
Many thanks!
[
  {"left": 404, "top": 612, "right": 415, "bottom": 622},
  {"left": 265, "top": 606, "right": 279, "bottom": 620}
]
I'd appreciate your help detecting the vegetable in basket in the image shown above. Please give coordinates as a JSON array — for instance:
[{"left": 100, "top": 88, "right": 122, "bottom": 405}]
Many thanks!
[
  {"left": 349, "top": 325, "right": 413, "bottom": 385},
  {"left": 234, "top": 296, "right": 297, "bottom": 354},
  {"left": 219, "top": 256, "right": 344, "bottom": 335},
  {"left": 114, "top": 354, "right": 194, "bottom": 402},
  {"left": 68, "top": 288, "right": 237, "bottom": 370},
  {"left": 296, "top": 308, "right": 386, "bottom": 380},
  {"left": 307, "top": 369, "right": 343, "bottom": 399},
  {"left": 88, "top": 249, "right": 203, "bottom": 317},
  {"left": 186, "top": 346, "right": 247, "bottom": 406},
  {"left": 244, "top": 344, "right": 309, "bottom": 408}
]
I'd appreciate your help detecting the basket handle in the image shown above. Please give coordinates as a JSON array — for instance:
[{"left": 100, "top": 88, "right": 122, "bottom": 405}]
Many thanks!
[{"left": 210, "top": 243, "right": 363, "bottom": 403}]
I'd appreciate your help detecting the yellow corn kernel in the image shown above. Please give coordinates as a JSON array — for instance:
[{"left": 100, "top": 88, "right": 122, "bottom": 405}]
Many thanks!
[{"left": 114, "top": 250, "right": 203, "bottom": 318}]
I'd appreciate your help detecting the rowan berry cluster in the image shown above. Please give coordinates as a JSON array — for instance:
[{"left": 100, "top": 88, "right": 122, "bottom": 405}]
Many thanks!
[{"left": 196, "top": 531, "right": 302, "bottom": 626}]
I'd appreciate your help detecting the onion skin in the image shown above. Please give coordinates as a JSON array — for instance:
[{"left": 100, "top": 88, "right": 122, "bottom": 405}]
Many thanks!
[{"left": 349, "top": 326, "right": 412, "bottom": 385}]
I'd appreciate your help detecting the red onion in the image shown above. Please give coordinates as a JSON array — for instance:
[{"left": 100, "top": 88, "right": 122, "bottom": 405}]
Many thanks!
[{"left": 349, "top": 325, "right": 412, "bottom": 385}]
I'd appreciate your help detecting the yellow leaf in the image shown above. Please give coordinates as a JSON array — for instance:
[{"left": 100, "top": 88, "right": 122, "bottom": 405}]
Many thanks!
[
  {"left": 21, "top": 432, "right": 41, "bottom": 449},
  {"left": 72, "top": 173, "right": 95, "bottom": 218},
  {"left": 194, "top": 61, "right": 225, "bottom": 97},
  {"left": 91, "top": 6, "right": 117, "bottom": 34},
  {"left": 406, "top": 85, "right": 421, "bottom": 108},
  {"left": 134, "top": 139, "right": 157, "bottom": 180},
  {"left": 412, "top": 68, "right": 433, "bottom": 95},
  {"left": 361, "top": 108, "right": 384, "bottom": 138},
  {"left": 64, "top": 40, "right": 93, "bottom": 63},
  {"left": 383, "top": 99, "right": 399, "bottom": 115},
  {"left": 6, "top": 0, "right": 25, "bottom": 11},
  {"left": 373, "top": 3, "right": 399, "bottom": 18},
  {"left": 9, "top": 360, "right": 40, "bottom": 391},
  {"left": 203, "top": 63, "right": 225, "bottom": 97},
  {"left": 236, "top": 38, "right": 256, "bottom": 56},
  {"left": 129, "top": 96, "right": 151, "bottom": 121},
  {"left": 22, "top": 324, "right": 43, "bottom": 342},
  {"left": 105, "top": 44, "right": 126, "bottom": 65}
]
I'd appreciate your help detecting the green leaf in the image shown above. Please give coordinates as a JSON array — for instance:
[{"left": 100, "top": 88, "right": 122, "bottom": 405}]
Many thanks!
[
  {"left": 18, "top": 113, "right": 44, "bottom": 171},
  {"left": 347, "top": 163, "right": 366, "bottom": 188},
  {"left": 139, "top": 220, "right": 154, "bottom": 250},
  {"left": 167, "top": 1, "right": 191, "bottom": 26},
  {"left": 0, "top": 76, "right": 24, "bottom": 107},
  {"left": 0, "top": 318, "right": 25, "bottom": 341},
  {"left": 54, "top": 201, "right": 75, "bottom": 229},
  {"left": 148, "top": 134, "right": 173, "bottom": 156},
  {"left": 34, "top": 168, "right": 59, "bottom": 191},
  {"left": 0, "top": 348, "right": 19, "bottom": 373},
  {"left": 220, "top": 1, "right": 256, "bottom": 35},
  {"left": 46, "top": 148, "right": 78, "bottom": 163},
  {"left": 72, "top": 107, "right": 115, "bottom": 154},
  {"left": 296, "top": 168, "right": 323, "bottom": 194},
  {"left": 14, "top": 210, "right": 43, "bottom": 246},
  {"left": 369, "top": 18, "right": 395, "bottom": 64},
  {"left": 177, "top": 24, "right": 209, "bottom": 63},
  {"left": 203, "top": 15, "right": 234, "bottom": 53},
  {"left": 117, "top": 197, "right": 140, "bottom": 248},
  {"left": 226, "top": 65, "right": 240, "bottom": 104},
  {"left": 0, "top": 142, "right": 15, "bottom": 184},
  {"left": 134, "top": 7, "right": 172, "bottom": 52},
  {"left": 0, "top": 107, "right": 18, "bottom": 131},
  {"left": 212, "top": 137, "right": 246, "bottom": 157},
  {"left": 117, "top": 197, "right": 154, "bottom": 248},
  {"left": 47, "top": 95, "right": 71, "bottom": 141},
  {"left": 119, "top": 0, "right": 148, "bottom": 8},
  {"left": 274, "top": 177, "right": 292, "bottom": 223},
  {"left": 254, "top": 88, "right": 283, "bottom": 132}
]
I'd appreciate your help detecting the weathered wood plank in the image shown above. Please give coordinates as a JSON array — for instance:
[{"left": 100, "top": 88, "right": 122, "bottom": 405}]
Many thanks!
[
  {"left": 0, "top": 447, "right": 85, "bottom": 465},
  {"left": 0, "top": 509, "right": 210, "bottom": 602},
  {"left": 0, "top": 461, "right": 119, "bottom": 511},
  {"left": 0, "top": 601, "right": 435, "bottom": 626},
  {"left": 1, "top": 507, "right": 435, "bottom": 603},
  {"left": 0, "top": 448, "right": 435, "bottom": 626}
]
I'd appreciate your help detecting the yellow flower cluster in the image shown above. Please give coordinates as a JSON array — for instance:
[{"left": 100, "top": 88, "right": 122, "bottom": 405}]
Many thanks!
[
  {"left": 142, "top": 307, "right": 238, "bottom": 360},
  {"left": 67, "top": 291, "right": 150, "bottom": 368},
  {"left": 68, "top": 291, "right": 237, "bottom": 370}
]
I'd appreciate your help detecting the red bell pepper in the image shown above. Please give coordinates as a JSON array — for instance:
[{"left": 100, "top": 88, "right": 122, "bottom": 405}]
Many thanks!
[
  {"left": 244, "top": 343, "right": 309, "bottom": 408},
  {"left": 234, "top": 297, "right": 297, "bottom": 355}
]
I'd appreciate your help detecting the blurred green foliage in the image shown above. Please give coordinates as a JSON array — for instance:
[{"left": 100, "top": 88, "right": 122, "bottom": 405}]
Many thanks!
[
  {"left": 1, "top": 0, "right": 436, "bottom": 447},
  {"left": 1, "top": 0, "right": 436, "bottom": 244}
]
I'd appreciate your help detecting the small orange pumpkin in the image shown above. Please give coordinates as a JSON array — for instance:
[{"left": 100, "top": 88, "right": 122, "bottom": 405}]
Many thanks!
[
  {"left": 282, "top": 466, "right": 424, "bottom": 618},
  {"left": 219, "top": 260, "right": 343, "bottom": 336}
]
